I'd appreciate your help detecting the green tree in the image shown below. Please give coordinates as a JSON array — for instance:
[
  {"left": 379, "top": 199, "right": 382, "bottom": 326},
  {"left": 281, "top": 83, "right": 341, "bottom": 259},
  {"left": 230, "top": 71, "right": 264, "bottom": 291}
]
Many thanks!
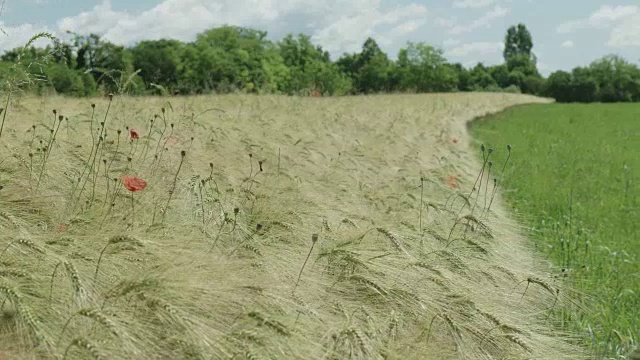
[
  {"left": 395, "top": 42, "right": 450, "bottom": 92},
  {"left": 278, "top": 33, "right": 351, "bottom": 95},
  {"left": 337, "top": 38, "right": 391, "bottom": 93},
  {"left": 503, "top": 23, "right": 534, "bottom": 62},
  {"left": 468, "top": 63, "right": 497, "bottom": 90},
  {"left": 130, "top": 39, "right": 184, "bottom": 92},
  {"left": 543, "top": 70, "right": 572, "bottom": 102}
]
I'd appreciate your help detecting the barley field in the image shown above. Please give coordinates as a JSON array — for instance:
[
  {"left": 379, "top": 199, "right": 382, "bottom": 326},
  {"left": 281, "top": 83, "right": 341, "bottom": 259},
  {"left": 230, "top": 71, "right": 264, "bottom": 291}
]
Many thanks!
[{"left": 0, "top": 92, "right": 586, "bottom": 359}]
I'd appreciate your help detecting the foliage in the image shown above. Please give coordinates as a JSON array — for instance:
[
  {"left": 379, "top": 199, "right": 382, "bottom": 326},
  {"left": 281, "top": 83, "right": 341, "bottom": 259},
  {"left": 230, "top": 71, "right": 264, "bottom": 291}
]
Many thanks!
[{"left": 0, "top": 23, "right": 639, "bottom": 102}]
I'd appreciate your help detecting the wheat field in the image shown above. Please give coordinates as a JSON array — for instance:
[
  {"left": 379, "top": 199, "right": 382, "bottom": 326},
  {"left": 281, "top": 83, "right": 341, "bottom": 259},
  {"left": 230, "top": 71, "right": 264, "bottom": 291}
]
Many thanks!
[{"left": 0, "top": 92, "right": 586, "bottom": 359}]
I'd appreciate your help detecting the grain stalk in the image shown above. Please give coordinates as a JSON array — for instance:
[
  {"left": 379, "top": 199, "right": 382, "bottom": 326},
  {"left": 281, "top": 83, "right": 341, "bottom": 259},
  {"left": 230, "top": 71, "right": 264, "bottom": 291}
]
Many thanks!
[
  {"left": 293, "top": 234, "right": 319, "bottom": 293},
  {"left": 419, "top": 177, "right": 425, "bottom": 235},
  {"left": 485, "top": 144, "right": 511, "bottom": 217},
  {"left": 162, "top": 150, "right": 186, "bottom": 223},
  {"left": 34, "top": 115, "right": 63, "bottom": 191}
]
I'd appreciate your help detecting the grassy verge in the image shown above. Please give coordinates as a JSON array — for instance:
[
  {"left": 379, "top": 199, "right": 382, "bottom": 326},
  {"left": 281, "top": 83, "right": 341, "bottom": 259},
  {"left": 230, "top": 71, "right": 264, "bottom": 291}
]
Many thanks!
[{"left": 469, "top": 103, "right": 640, "bottom": 358}]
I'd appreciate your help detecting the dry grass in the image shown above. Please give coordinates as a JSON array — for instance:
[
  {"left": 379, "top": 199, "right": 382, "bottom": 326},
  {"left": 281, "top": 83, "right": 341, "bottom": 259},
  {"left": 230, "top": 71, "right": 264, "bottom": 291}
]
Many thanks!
[{"left": 0, "top": 92, "right": 587, "bottom": 359}]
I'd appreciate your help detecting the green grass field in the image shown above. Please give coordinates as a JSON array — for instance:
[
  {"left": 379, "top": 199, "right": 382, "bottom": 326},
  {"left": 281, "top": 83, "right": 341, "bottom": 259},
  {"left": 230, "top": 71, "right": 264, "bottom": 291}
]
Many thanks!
[{"left": 470, "top": 103, "right": 640, "bottom": 358}]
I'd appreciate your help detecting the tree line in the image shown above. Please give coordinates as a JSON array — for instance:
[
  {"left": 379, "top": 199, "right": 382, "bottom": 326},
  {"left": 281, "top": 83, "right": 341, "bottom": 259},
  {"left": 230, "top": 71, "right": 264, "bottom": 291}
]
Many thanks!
[{"left": 1, "top": 24, "right": 639, "bottom": 103}]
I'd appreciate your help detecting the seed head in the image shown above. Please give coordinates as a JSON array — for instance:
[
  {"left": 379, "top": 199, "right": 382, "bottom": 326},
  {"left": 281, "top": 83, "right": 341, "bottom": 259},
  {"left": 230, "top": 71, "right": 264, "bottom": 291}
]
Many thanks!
[
  {"left": 32, "top": 124, "right": 36, "bottom": 129},
  {"left": 91, "top": 104, "right": 95, "bottom": 109},
  {"left": 103, "top": 159, "right": 107, "bottom": 164},
  {"left": 28, "top": 153, "right": 33, "bottom": 158},
  {"left": 127, "top": 157, "right": 132, "bottom": 162},
  {"left": 312, "top": 234, "right": 319, "bottom": 243},
  {"left": 161, "top": 107, "right": 165, "bottom": 114},
  {"left": 234, "top": 207, "right": 239, "bottom": 215},
  {"left": 170, "top": 123, "right": 174, "bottom": 129},
  {"left": 209, "top": 162, "right": 213, "bottom": 169},
  {"left": 181, "top": 150, "right": 186, "bottom": 157},
  {"left": 58, "top": 115, "right": 64, "bottom": 121},
  {"left": 117, "top": 129, "right": 121, "bottom": 135},
  {"left": 249, "top": 153, "right": 253, "bottom": 158},
  {"left": 256, "top": 224, "right": 263, "bottom": 231},
  {"left": 53, "top": 109, "right": 57, "bottom": 115}
]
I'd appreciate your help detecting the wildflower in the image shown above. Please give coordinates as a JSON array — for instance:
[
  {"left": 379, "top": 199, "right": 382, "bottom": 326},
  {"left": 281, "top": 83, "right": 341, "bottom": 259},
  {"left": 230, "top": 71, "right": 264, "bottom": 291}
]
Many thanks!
[
  {"left": 446, "top": 175, "right": 459, "bottom": 189},
  {"left": 121, "top": 175, "right": 147, "bottom": 192},
  {"left": 55, "top": 224, "right": 68, "bottom": 232},
  {"left": 129, "top": 129, "right": 140, "bottom": 141}
]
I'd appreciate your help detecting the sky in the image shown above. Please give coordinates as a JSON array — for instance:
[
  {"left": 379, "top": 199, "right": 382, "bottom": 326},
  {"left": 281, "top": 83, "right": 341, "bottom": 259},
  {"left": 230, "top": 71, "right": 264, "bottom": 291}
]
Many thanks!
[{"left": 0, "top": 0, "right": 639, "bottom": 76}]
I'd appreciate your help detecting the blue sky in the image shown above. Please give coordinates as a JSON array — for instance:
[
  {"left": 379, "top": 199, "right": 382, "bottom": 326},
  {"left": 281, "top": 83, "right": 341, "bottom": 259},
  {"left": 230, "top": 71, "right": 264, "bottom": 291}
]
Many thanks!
[{"left": 1, "top": 0, "right": 639, "bottom": 76}]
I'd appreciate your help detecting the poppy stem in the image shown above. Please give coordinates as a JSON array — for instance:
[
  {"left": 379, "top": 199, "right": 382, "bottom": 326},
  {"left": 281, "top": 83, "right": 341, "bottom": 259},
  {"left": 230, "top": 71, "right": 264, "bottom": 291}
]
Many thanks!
[
  {"left": 162, "top": 150, "right": 186, "bottom": 223},
  {"left": 131, "top": 192, "right": 135, "bottom": 229}
]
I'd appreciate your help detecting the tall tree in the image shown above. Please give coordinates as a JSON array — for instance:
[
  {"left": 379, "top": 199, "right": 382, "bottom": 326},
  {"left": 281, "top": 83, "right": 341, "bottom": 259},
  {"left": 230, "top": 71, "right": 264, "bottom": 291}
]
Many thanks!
[{"left": 503, "top": 23, "right": 534, "bottom": 62}]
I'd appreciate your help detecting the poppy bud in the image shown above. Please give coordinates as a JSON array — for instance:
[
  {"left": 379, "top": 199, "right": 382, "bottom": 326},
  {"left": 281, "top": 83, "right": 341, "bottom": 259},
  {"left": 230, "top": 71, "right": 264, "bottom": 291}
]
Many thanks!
[
  {"left": 53, "top": 109, "right": 57, "bottom": 115},
  {"left": 127, "top": 157, "right": 132, "bottom": 162},
  {"left": 209, "top": 162, "right": 213, "bottom": 169},
  {"left": 161, "top": 107, "right": 165, "bottom": 114},
  {"left": 58, "top": 115, "right": 64, "bottom": 121},
  {"left": 234, "top": 207, "right": 239, "bottom": 215},
  {"left": 256, "top": 224, "right": 262, "bottom": 231},
  {"left": 91, "top": 104, "right": 95, "bottom": 108},
  {"left": 108, "top": 93, "right": 114, "bottom": 101},
  {"left": 488, "top": 147, "right": 494, "bottom": 154},
  {"left": 312, "top": 234, "right": 318, "bottom": 243},
  {"left": 117, "top": 129, "right": 121, "bottom": 135},
  {"left": 507, "top": 144, "right": 512, "bottom": 152},
  {"left": 181, "top": 150, "right": 186, "bottom": 157},
  {"left": 481, "top": 144, "right": 486, "bottom": 153}
]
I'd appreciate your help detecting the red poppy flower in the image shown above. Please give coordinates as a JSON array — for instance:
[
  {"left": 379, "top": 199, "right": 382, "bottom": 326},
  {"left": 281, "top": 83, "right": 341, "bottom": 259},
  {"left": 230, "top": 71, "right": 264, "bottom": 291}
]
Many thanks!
[
  {"left": 55, "top": 224, "right": 68, "bottom": 232},
  {"left": 121, "top": 175, "right": 147, "bottom": 192},
  {"left": 130, "top": 129, "right": 140, "bottom": 140},
  {"left": 446, "top": 175, "right": 459, "bottom": 189}
]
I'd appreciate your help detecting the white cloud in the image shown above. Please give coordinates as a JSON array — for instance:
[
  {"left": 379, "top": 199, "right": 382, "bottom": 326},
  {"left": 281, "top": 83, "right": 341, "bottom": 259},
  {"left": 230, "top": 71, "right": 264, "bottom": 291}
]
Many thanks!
[
  {"left": 607, "top": 13, "right": 640, "bottom": 47},
  {"left": 445, "top": 41, "right": 502, "bottom": 57},
  {"left": 452, "top": 0, "right": 497, "bottom": 9},
  {"left": 561, "top": 40, "right": 574, "bottom": 48},
  {"left": 0, "top": 0, "right": 425, "bottom": 59},
  {"left": 556, "top": 5, "right": 640, "bottom": 48},
  {"left": 438, "top": 5, "right": 509, "bottom": 35},
  {"left": 443, "top": 38, "right": 462, "bottom": 47},
  {"left": 0, "top": 22, "right": 56, "bottom": 51}
]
